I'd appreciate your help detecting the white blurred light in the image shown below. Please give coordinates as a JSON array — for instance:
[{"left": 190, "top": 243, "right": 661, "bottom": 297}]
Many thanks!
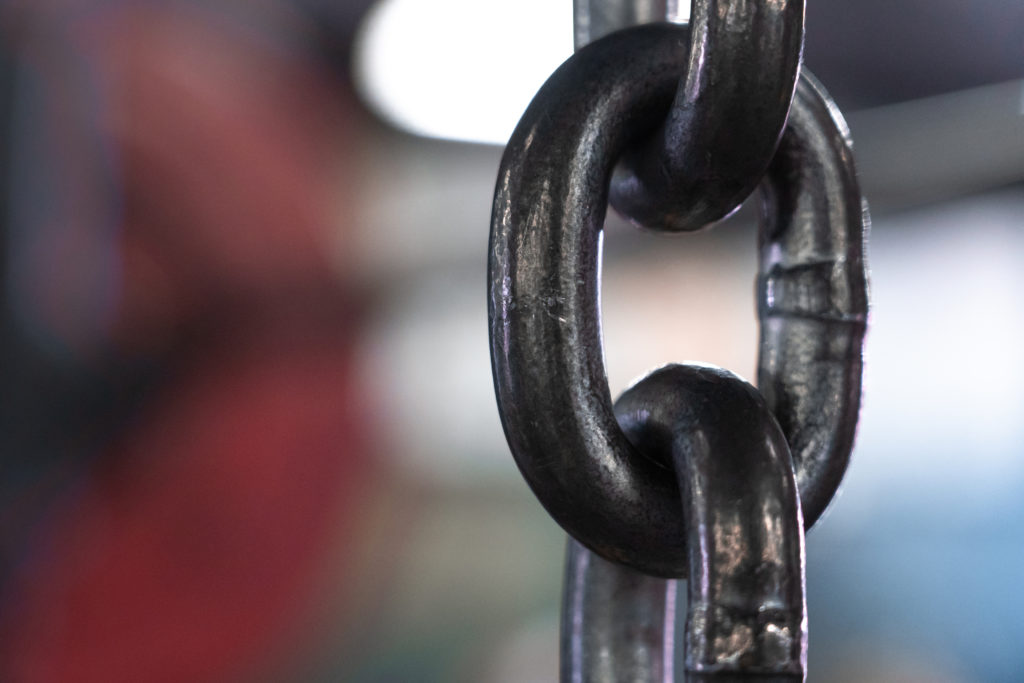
[
  {"left": 353, "top": 0, "right": 573, "bottom": 144},
  {"left": 354, "top": 0, "right": 695, "bottom": 144}
]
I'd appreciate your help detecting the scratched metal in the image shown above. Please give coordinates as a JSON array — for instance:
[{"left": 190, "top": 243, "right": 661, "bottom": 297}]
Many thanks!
[
  {"left": 488, "top": 23, "right": 868, "bottom": 577},
  {"left": 561, "top": 366, "right": 807, "bottom": 683}
]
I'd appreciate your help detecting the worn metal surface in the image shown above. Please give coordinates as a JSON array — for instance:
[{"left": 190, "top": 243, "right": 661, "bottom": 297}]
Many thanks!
[
  {"left": 561, "top": 366, "right": 807, "bottom": 682},
  {"left": 561, "top": 366, "right": 807, "bottom": 683},
  {"left": 561, "top": 538, "right": 675, "bottom": 682},
  {"left": 576, "top": 0, "right": 804, "bottom": 231},
  {"left": 488, "top": 23, "right": 868, "bottom": 577},
  {"left": 605, "top": 0, "right": 804, "bottom": 231},
  {"left": 758, "top": 74, "right": 869, "bottom": 529}
]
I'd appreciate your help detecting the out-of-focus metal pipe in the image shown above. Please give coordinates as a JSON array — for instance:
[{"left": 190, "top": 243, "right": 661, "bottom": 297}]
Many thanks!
[
  {"left": 561, "top": 539, "right": 676, "bottom": 682},
  {"left": 573, "top": 0, "right": 686, "bottom": 49},
  {"left": 561, "top": 7, "right": 684, "bottom": 682}
]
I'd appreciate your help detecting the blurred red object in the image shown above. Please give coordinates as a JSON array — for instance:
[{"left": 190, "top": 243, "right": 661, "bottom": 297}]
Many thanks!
[
  {"left": 0, "top": 2, "right": 377, "bottom": 681},
  {"left": 2, "top": 322, "right": 374, "bottom": 683}
]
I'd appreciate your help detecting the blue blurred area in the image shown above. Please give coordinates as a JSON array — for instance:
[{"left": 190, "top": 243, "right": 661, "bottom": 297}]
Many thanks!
[
  {"left": 804, "top": 192, "right": 1024, "bottom": 682},
  {"left": 809, "top": 513, "right": 1024, "bottom": 681}
]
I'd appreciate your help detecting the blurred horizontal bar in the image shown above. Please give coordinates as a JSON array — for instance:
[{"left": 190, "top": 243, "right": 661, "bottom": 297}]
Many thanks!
[
  {"left": 848, "top": 78, "right": 1024, "bottom": 211},
  {"left": 353, "top": 79, "right": 1024, "bottom": 281}
]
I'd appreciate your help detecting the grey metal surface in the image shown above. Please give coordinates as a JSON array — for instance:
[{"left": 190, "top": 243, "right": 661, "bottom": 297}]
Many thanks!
[
  {"left": 560, "top": 379, "right": 810, "bottom": 683},
  {"left": 561, "top": 538, "right": 675, "bottom": 682},
  {"left": 488, "top": 23, "right": 867, "bottom": 577},
  {"left": 607, "top": 1, "right": 803, "bottom": 231},
  {"left": 574, "top": 0, "right": 803, "bottom": 231},
  {"left": 491, "top": 24, "right": 695, "bottom": 577}
]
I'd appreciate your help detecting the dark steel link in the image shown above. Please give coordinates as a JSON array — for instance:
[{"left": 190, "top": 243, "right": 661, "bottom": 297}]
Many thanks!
[
  {"left": 758, "top": 74, "right": 870, "bottom": 529},
  {"left": 607, "top": 0, "right": 804, "bottom": 231},
  {"left": 488, "top": 22, "right": 868, "bottom": 577},
  {"left": 561, "top": 538, "right": 675, "bottom": 682},
  {"left": 491, "top": 23, "right": 691, "bottom": 576},
  {"left": 562, "top": 365, "right": 806, "bottom": 682}
]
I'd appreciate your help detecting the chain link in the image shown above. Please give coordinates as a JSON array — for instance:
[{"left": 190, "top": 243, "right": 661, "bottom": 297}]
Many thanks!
[
  {"left": 563, "top": 365, "right": 807, "bottom": 681},
  {"left": 574, "top": 0, "right": 806, "bottom": 232},
  {"left": 488, "top": 23, "right": 867, "bottom": 576},
  {"left": 489, "top": 6, "right": 868, "bottom": 681}
]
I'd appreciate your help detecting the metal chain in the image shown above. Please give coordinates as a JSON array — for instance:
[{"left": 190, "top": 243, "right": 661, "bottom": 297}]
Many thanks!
[
  {"left": 576, "top": 0, "right": 806, "bottom": 232},
  {"left": 554, "top": 70, "right": 868, "bottom": 681},
  {"left": 573, "top": 0, "right": 688, "bottom": 48},
  {"left": 489, "top": 23, "right": 867, "bottom": 576},
  {"left": 564, "top": 365, "right": 807, "bottom": 681},
  {"left": 488, "top": 7, "right": 868, "bottom": 682}
]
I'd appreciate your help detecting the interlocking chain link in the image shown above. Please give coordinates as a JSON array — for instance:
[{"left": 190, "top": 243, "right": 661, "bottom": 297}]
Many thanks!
[
  {"left": 489, "top": 23, "right": 867, "bottom": 576},
  {"left": 488, "top": 5, "right": 868, "bottom": 681},
  {"left": 564, "top": 365, "right": 807, "bottom": 681},
  {"left": 595, "top": 0, "right": 806, "bottom": 232},
  {"left": 555, "top": 68, "right": 868, "bottom": 680}
]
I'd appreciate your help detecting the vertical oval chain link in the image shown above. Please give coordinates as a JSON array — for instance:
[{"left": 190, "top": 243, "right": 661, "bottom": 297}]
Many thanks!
[
  {"left": 564, "top": 366, "right": 807, "bottom": 682},
  {"left": 490, "top": 4, "right": 869, "bottom": 681},
  {"left": 489, "top": 23, "right": 867, "bottom": 577},
  {"left": 554, "top": 71, "right": 866, "bottom": 683}
]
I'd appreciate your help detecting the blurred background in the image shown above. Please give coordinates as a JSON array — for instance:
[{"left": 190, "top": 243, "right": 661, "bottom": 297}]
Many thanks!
[{"left": 0, "top": 1, "right": 1022, "bottom": 681}]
